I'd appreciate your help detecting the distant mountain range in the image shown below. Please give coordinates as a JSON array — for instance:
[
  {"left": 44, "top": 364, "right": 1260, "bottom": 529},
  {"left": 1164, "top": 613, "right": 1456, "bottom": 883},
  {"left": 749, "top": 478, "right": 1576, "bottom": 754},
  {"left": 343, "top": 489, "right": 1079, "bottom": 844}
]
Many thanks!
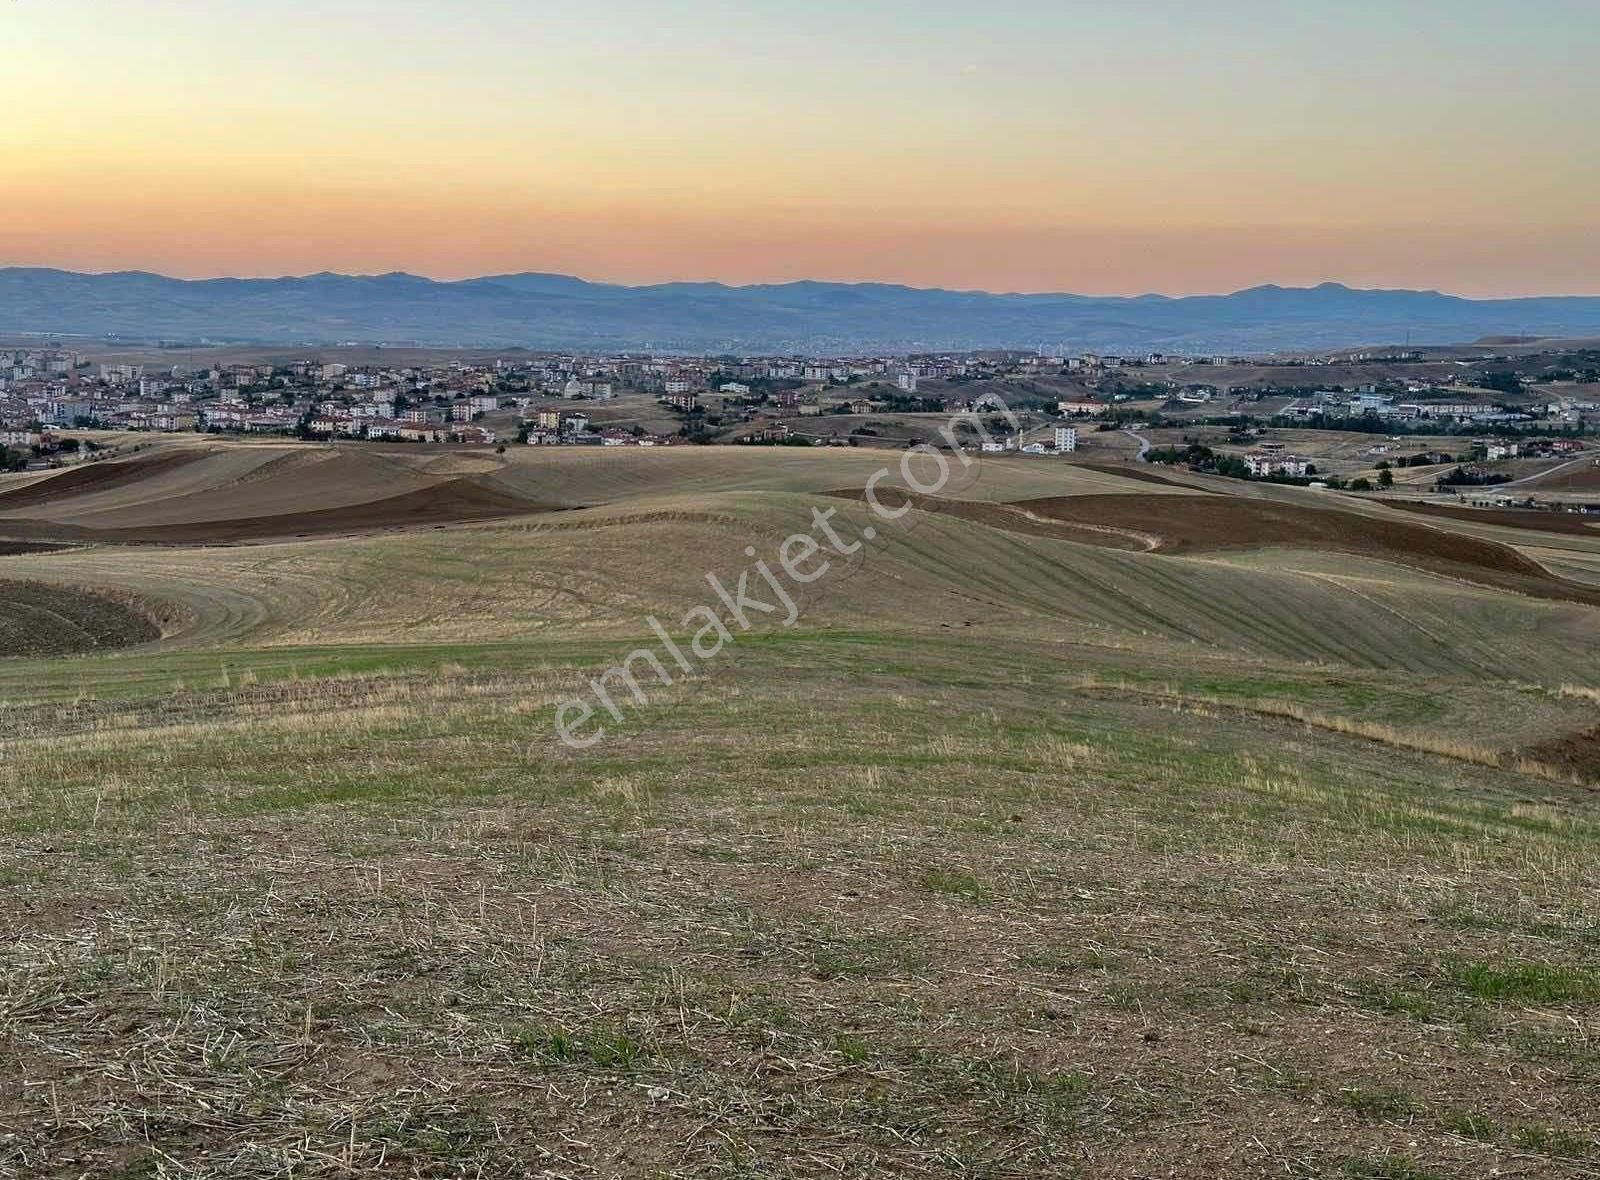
[{"left": 3, "top": 267, "right": 1600, "bottom": 355}]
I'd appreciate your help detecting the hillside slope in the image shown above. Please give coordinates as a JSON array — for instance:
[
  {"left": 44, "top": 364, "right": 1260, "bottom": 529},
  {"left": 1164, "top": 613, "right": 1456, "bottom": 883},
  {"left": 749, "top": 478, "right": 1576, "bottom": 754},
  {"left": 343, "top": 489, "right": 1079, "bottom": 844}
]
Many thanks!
[
  {"left": 4, "top": 488, "right": 1597, "bottom": 688},
  {"left": 3, "top": 443, "right": 1599, "bottom": 1178}
]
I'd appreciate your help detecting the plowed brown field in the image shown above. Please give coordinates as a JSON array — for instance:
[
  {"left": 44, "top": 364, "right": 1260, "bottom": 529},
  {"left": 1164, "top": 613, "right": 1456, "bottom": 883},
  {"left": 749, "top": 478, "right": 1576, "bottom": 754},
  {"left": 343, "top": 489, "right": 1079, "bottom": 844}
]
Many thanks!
[
  {"left": 0, "top": 477, "right": 547, "bottom": 544},
  {"left": 1385, "top": 500, "right": 1600, "bottom": 536},
  {"left": 833, "top": 488, "right": 1600, "bottom": 606},
  {"left": 0, "top": 450, "right": 207, "bottom": 510}
]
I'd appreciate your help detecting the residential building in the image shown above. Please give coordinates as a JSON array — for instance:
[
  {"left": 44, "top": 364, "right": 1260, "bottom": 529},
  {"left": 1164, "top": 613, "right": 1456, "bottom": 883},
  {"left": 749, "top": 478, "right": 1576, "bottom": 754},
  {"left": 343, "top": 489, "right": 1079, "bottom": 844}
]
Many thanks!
[{"left": 1244, "top": 453, "right": 1311, "bottom": 478}]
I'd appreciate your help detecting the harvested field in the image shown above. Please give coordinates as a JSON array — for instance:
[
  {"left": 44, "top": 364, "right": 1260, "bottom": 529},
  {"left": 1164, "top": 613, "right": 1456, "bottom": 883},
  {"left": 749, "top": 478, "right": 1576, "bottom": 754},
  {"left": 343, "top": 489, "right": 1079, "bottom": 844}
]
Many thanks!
[
  {"left": 1032, "top": 493, "right": 1600, "bottom": 606},
  {"left": 7, "top": 492, "right": 1599, "bottom": 678},
  {"left": 1385, "top": 500, "right": 1600, "bottom": 536},
  {"left": 830, "top": 486, "right": 1155, "bottom": 550},
  {"left": 0, "top": 449, "right": 206, "bottom": 510},
  {"left": 475, "top": 445, "right": 1168, "bottom": 507},
  {"left": 1526, "top": 462, "right": 1600, "bottom": 492},
  {"left": 1, "top": 641, "right": 1598, "bottom": 1178},
  {"left": 4, "top": 444, "right": 1600, "bottom": 1177},
  {"left": 1073, "top": 461, "right": 1192, "bottom": 487},
  {"left": 0, "top": 477, "right": 550, "bottom": 545},
  {"left": 12, "top": 448, "right": 440, "bottom": 530},
  {"left": 0, "top": 579, "right": 160, "bottom": 655},
  {"left": 833, "top": 487, "right": 1600, "bottom": 606},
  {"left": 0, "top": 443, "right": 1174, "bottom": 547}
]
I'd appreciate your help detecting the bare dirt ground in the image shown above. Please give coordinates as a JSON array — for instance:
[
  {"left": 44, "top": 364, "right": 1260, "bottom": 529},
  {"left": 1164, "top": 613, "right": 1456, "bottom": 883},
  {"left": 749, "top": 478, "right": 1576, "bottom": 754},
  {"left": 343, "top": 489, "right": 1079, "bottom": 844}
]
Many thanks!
[
  {"left": 1527, "top": 463, "right": 1600, "bottom": 493},
  {"left": 1071, "top": 462, "right": 1190, "bottom": 488},
  {"left": 0, "top": 463, "right": 551, "bottom": 545},
  {"left": 20, "top": 478, "right": 548, "bottom": 545},
  {"left": 828, "top": 487, "right": 1156, "bottom": 550},
  {"left": 832, "top": 488, "right": 1600, "bottom": 607},
  {"left": 1385, "top": 500, "right": 1600, "bottom": 537},
  {"left": 0, "top": 450, "right": 207, "bottom": 511},
  {"left": 0, "top": 579, "right": 160, "bottom": 655},
  {"left": 1522, "top": 723, "right": 1600, "bottom": 782}
]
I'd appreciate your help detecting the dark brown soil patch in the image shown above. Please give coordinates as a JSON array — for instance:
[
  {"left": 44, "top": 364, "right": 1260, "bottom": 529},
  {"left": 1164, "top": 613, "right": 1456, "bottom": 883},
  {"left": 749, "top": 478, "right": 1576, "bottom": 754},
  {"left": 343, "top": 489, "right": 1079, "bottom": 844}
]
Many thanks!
[
  {"left": 1518, "top": 723, "right": 1600, "bottom": 784},
  {"left": 828, "top": 487, "right": 1153, "bottom": 551},
  {"left": 1075, "top": 462, "right": 1192, "bottom": 487},
  {"left": 1021, "top": 493, "right": 1600, "bottom": 606},
  {"left": 1526, "top": 462, "right": 1600, "bottom": 492},
  {"left": 0, "top": 450, "right": 207, "bottom": 510},
  {"left": 1383, "top": 500, "right": 1600, "bottom": 536},
  {"left": 0, "top": 478, "right": 551, "bottom": 545},
  {"left": 831, "top": 488, "right": 1600, "bottom": 607},
  {"left": 0, "top": 579, "right": 161, "bottom": 656}
]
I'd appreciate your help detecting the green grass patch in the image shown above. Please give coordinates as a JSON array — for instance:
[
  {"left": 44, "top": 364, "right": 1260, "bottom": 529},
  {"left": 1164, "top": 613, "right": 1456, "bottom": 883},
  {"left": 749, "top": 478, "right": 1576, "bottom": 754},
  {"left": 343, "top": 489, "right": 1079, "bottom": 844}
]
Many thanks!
[
  {"left": 512, "top": 1023, "right": 649, "bottom": 1071},
  {"left": 1341, "top": 1157, "right": 1448, "bottom": 1180},
  {"left": 808, "top": 931, "right": 927, "bottom": 981},
  {"left": 1444, "top": 959, "right": 1600, "bottom": 1005},
  {"left": 918, "top": 866, "right": 992, "bottom": 903},
  {"left": 1335, "top": 1085, "right": 1420, "bottom": 1121},
  {"left": 1442, "top": 1108, "right": 1499, "bottom": 1141},
  {"left": 512, "top": 1024, "right": 582, "bottom": 1063},
  {"left": 1512, "top": 1125, "right": 1592, "bottom": 1158},
  {"left": 1348, "top": 979, "right": 1438, "bottom": 1022}
]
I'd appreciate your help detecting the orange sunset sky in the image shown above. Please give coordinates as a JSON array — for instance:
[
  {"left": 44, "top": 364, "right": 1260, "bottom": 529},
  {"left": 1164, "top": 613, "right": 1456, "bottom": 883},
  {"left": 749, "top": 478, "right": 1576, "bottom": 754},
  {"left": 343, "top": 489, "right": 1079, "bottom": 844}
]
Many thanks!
[{"left": 5, "top": 0, "right": 1598, "bottom": 296}]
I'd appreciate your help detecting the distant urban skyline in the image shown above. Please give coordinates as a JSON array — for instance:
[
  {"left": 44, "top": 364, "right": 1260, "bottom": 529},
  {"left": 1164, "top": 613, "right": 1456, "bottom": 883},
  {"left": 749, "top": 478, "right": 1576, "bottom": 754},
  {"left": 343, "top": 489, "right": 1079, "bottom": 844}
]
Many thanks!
[{"left": 5, "top": 1, "right": 1598, "bottom": 297}]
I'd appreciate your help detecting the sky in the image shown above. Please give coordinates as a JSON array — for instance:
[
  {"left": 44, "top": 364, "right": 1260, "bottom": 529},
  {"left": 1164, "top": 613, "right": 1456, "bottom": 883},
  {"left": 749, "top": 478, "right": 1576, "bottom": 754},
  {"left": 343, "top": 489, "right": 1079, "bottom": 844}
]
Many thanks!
[{"left": 4, "top": 0, "right": 1598, "bottom": 296}]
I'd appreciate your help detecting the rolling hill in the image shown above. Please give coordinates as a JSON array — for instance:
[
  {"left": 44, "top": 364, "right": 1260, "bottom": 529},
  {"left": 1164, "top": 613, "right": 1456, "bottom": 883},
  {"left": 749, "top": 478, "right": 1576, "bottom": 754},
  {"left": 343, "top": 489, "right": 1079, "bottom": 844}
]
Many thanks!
[
  {"left": 2, "top": 440, "right": 1599, "bottom": 1177},
  {"left": 5, "top": 440, "right": 1600, "bottom": 679}
]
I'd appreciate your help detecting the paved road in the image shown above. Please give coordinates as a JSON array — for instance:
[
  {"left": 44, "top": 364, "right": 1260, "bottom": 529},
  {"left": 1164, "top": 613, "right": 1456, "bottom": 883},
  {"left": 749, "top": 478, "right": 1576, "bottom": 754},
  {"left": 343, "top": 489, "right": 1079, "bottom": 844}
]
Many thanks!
[{"left": 1122, "top": 428, "right": 1152, "bottom": 461}]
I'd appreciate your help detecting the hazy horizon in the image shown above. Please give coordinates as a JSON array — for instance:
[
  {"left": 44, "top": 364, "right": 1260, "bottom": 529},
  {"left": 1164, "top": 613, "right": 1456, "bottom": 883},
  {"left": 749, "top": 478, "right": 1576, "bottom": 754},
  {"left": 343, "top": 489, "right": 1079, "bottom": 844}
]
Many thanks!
[
  {"left": 5, "top": 264, "right": 1599, "bottom": 303},
  {"left": 6, "top": 1, "right": 1598, "bottom": 296}
]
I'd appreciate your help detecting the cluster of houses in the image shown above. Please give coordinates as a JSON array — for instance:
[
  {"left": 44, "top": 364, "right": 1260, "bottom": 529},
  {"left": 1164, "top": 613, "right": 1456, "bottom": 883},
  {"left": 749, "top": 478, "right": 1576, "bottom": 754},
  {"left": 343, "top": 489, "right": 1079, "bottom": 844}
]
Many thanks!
[
  {"left": 1545, "top": 397, "right": 1600, "bottom": 426},
  {"left": 1281, "top": 388, "right": 1541, "bottom": 426},
  {"left": 1483, "top": 438, "right": 1586, "bottom": 462},
  {"left": 1021, "top": 351, "right": 1252, "bottom": 373},
  {"left": 970, "top": 426, "right": 1079, "bottom": 456},
  {"left": 0, "top": 427, "right": 63, "bottom": 458},
  {"left": 0, "top": 345, "right": 969, "bottom": 443},
  {"left": 0, "top": 349, "right": 481, "bottom": 438},
  {"left": 4, "top": 343, "right": 1594, "bottom": 469},
  {"left": 520, "top": 408, "right": 677, "bottom": 447},
  {"left": 1033, "top": 426, "right": 1080, "bottom": 455},
  {"left": 304, "top": 394, "right": 500, "bottom": 444}
]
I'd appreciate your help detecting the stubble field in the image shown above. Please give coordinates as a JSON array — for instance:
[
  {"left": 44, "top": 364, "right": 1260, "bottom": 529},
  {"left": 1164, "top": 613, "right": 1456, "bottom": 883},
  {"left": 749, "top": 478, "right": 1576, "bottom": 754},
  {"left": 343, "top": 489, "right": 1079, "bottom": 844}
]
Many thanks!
[{"left": 1, "top": 440, "right": 1597, "bottom": 1178}]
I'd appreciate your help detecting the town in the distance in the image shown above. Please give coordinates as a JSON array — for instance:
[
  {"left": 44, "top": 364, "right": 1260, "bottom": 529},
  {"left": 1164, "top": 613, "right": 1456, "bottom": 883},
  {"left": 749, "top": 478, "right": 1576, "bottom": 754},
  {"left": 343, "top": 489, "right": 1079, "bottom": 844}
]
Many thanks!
[{"left": 3, "top": 336, "right": 1597, "bottom": 510}]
